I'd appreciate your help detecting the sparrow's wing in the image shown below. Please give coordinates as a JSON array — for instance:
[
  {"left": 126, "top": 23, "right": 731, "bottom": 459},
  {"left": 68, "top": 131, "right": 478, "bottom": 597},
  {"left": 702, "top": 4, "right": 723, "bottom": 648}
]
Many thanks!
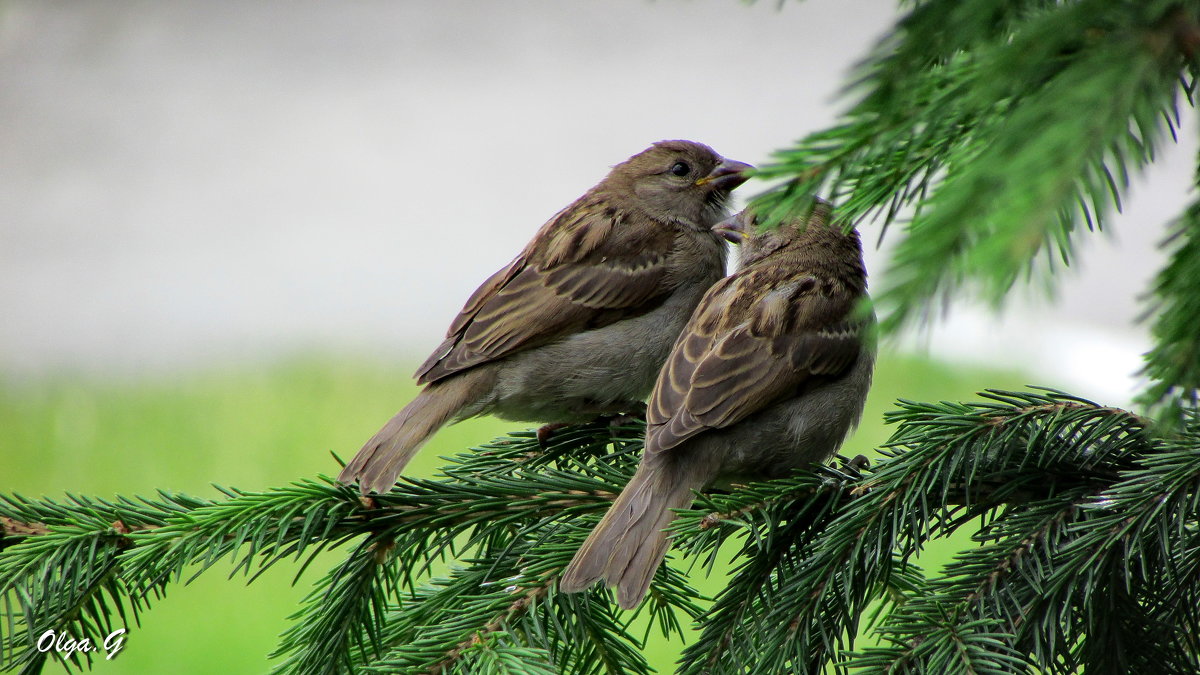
[
  {"left": 415, "top": 202, "right": 677, "bottom": 384},
  {"left": 646, "top": 263, "right": 866, "bottom": 454}
]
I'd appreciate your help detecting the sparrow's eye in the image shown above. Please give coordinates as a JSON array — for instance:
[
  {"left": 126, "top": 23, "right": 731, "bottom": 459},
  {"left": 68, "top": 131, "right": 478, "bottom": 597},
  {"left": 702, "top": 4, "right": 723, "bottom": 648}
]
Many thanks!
[{"left": 670, "top": 161, "right": 691, "bottom": 177}]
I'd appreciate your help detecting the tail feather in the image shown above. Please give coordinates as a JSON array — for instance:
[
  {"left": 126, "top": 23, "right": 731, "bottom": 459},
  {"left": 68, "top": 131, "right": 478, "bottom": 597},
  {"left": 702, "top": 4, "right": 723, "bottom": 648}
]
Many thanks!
[
  {"left": 559, "top": 460, "right": 703, "bottom": 609},
  {"left": 338, "top": 369, "right": 491, "bottom": 494}
]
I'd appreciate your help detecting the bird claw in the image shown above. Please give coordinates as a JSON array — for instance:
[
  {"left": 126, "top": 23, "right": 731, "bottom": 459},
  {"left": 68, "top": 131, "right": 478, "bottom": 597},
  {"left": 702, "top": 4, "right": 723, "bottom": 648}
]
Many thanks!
[
  {"left": 843, "top": 454, "right": 870, "bottom": 475},
  {"left": 536, "top": 422, "right": 571, "bottom": 448}
]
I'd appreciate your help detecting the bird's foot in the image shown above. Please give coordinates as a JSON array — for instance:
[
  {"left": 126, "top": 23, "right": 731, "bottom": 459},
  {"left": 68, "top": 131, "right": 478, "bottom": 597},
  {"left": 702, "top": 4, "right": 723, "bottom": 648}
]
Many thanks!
[
  {"left": 536, "top": 422, "right": 572, "bottom": 448},
  {"left": 840, "top": 453, "right": 870, "bottom": 478}
]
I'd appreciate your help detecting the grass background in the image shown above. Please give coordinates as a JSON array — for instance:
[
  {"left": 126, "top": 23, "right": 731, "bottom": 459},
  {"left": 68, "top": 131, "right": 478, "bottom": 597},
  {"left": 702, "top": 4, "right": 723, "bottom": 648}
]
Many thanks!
[{"left": 1, "top": 352, "right": 1026, "bottom": 673}]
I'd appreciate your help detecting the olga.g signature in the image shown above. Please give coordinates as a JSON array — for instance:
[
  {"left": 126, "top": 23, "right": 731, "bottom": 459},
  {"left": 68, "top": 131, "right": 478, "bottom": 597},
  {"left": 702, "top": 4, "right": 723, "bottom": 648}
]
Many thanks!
[{"left": 35, "top": 628, "right": 126, "bottom": 661}]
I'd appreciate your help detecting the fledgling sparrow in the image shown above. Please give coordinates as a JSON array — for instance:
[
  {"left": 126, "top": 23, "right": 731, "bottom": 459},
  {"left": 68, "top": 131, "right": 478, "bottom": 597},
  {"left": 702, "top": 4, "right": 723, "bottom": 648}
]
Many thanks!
[
  {"left": 338, "top": 141, "right": 752, "bottom": 494},
  {"left": 558, "top": 202, "right": 875, "bottom": 609}
]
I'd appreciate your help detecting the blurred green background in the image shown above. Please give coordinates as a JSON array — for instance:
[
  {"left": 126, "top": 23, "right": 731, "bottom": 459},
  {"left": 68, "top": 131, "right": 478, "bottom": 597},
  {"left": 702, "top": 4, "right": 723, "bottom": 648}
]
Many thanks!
[{"left": 1, "top": 352, "right": 1024, "bottom": 673}]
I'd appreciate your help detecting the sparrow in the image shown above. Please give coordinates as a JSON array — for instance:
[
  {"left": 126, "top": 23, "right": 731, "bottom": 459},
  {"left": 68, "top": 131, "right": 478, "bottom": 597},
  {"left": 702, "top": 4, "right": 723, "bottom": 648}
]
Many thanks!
[
  {"left": 338, "top": 140, "right": 753, "bottom": 494},
  {"left": 558, "top": 202, "right": 875, "bottom": 609}
]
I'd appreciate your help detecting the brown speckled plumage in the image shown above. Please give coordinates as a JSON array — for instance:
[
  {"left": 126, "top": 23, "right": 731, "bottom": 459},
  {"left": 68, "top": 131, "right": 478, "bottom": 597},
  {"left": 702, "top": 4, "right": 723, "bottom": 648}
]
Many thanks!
[
  {"left": 338, "top": 141, "right": 751, "bottom": 494},
  {"left": 559, "top": 203, "right": 875, "bottom": 609}
]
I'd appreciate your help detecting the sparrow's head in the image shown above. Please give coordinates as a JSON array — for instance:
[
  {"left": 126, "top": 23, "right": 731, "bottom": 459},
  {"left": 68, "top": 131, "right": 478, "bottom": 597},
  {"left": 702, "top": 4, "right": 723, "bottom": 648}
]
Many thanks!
[
  {"left": 606, "top": 140, "right": 752, "bottom": 228},
  {"left": 714, "top": 201, "right": 852, "bottom": 269}
]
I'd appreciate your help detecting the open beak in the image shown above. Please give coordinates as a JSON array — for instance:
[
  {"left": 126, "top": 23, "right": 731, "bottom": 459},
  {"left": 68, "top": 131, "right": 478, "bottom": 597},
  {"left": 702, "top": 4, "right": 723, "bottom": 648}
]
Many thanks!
[
  {"left": 712, "top": 211, "right": 751, "bottom": 244},
  {"left": 695, "top": 159, "right": 753, "bottom": 191}
]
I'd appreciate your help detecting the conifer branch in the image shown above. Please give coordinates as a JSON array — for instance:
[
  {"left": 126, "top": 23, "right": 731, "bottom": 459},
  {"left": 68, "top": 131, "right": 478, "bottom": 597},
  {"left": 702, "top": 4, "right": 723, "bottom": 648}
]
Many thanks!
[
  {"left": 1139, "top": 166, "right": 1200, "bottom": 418},
  {"left": 751, "top": 1, "right": 1194, "bottom": 338},
  {"left": 2, "top": 389, "right": 1199, "bottom": 673}
]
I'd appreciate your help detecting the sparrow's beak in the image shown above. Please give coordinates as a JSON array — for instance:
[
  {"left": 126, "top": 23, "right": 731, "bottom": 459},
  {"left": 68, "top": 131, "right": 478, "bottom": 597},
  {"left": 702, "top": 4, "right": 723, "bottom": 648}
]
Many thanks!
[
  {"left": 712, "top": 212, "right": 750, "bottom": 244},
  {"left": 695, "top": 159, "right": 753, "bottom": 191}
]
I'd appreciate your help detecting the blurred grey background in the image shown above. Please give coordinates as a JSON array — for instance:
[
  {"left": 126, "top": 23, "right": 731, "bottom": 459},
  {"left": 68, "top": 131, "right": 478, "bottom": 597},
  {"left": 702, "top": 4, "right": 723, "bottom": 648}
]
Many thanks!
[{"left": 2, "top": 0, "right": 1195, "bottom": 405}]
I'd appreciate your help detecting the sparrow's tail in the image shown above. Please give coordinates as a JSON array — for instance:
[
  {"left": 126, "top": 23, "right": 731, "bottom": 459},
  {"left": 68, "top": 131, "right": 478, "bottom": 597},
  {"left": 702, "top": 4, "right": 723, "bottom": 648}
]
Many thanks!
[
  {"left": 338, "top": 368, "right": 493, "bottom": 494},
  {"left": 559, "top": 458, "right": 703, "bottom": 609}
]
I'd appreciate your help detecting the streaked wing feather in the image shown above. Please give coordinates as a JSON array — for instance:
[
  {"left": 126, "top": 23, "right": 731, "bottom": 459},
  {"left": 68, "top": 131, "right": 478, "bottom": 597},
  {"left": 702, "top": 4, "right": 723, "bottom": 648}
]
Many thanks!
[
  {"left": 647, "top": 272, "right": 864, "bottom": 454},
  {"left": 416, "top": 206, "right": 677, "bottom": 384},
  {"left": 644, "top": 275, "right": 740, "bottom": 426},
  {"left": 542, "top": 256, "right": 666, "bottom": 309}
]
